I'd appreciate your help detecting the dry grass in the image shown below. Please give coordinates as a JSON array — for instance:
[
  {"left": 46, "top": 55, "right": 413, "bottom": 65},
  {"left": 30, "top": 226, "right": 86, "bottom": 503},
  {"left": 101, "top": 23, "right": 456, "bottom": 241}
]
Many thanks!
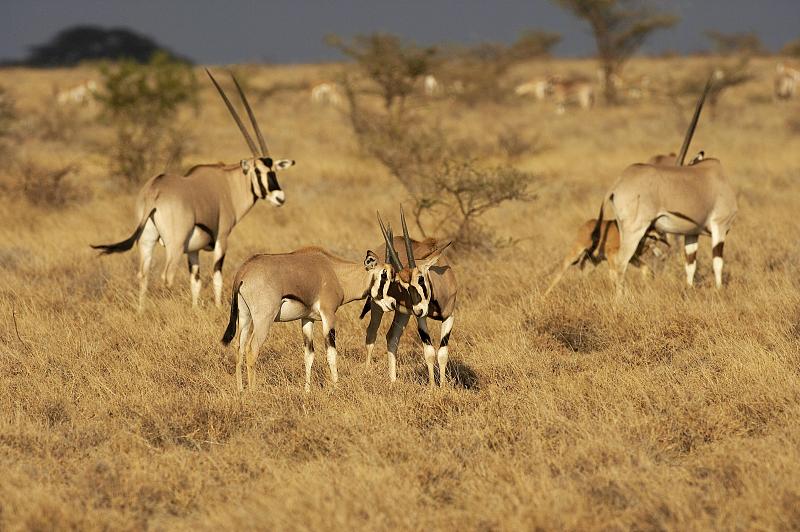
[{"left": 1, "top": 56, "right": 800, "bottom": 530}]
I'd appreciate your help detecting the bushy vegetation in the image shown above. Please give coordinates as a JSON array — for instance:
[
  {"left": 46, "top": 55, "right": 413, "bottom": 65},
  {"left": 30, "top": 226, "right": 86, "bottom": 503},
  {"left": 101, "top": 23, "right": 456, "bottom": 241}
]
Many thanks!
[{"left": 96, "top": 52, "right": 198, "bottom": 184}]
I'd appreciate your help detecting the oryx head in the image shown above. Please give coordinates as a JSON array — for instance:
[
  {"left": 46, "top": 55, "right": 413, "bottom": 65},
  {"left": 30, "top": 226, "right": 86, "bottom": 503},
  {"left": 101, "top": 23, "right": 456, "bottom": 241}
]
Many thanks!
[
  {"left": 206, "top": 69, "right": 295, "bottom": 207},
  {"left": 378, "top": 208, "right": 451, "bottom": 318}
]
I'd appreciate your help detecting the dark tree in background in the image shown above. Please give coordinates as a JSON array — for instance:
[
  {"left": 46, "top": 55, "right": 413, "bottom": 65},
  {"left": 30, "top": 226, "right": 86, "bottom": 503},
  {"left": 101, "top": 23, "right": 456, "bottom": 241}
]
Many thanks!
[
  {"left": 326, "top": 33, "right": 436, "bottom": 113},
  {"left": 706, "top": 31, "right": 765, "bottom": 56},
  {"left": 21, "top": 25, "right": 188, "bottom": 67},
  {"left": 782, "top": 37, "right": 800, "bottom": 57},
  {"left": 553, "top": 0, "right": 677, "bottom": 103}
]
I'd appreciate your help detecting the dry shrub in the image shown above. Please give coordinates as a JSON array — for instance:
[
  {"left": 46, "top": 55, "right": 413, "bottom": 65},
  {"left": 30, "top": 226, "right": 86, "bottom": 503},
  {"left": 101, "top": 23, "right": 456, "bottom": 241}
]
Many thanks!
[{"left": 0, "top": 159, "right": 87, "bottom": 208}]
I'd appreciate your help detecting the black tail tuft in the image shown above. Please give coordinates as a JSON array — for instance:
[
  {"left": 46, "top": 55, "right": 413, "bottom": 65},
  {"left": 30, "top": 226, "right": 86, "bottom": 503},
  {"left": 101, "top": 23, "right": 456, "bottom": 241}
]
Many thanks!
[
  {"left": 91, "top": 208, "right": 156, "bottom": 255},
  {"left": 587, "top": 196, "right": 610, "bottom": 259},
  {"left": 221, "top": 281, "right": 242, "bottom": 346}
]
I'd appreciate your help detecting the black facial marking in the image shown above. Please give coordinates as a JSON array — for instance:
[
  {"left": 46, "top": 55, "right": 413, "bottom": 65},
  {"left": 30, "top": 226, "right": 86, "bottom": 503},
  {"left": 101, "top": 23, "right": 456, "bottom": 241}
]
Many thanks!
[
  {"left": 260, "top": 157, "right": 273, "bottom": 167},
  {"left": 214, "top": 255, "right": 225, "bottom": 273},
  {"left": 418, "top": 277, "right": 428, "bottom": 300},
  {"left": 418, "top": 328, "right": 432, "bottom": 346},
  {"left": 440, "top": 332, "right": 450, "bottom": 347},
  {"left": 327, "top": 329, "right": 336, "bottom": 348},
  {"left": 255, "top": 168, "right": 268, "bottom": 198},
  {"left": 712, "top": 242, "right": 725, "bottom": 258},
  {"left": 266, "top": 171, "right": 279, "bottom": 192}
]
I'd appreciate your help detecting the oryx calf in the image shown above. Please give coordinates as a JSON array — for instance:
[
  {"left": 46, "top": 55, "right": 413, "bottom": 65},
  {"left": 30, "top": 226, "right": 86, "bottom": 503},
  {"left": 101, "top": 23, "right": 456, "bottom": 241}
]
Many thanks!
[
  {"left": 92, "top": 70, "right": 295, "bottom": 310},
  {"left": 363, "top": 210, "right": 456, "bottom": 386},
  {"left": 221, "top": 247, "right": 396, "bottom": 392}
]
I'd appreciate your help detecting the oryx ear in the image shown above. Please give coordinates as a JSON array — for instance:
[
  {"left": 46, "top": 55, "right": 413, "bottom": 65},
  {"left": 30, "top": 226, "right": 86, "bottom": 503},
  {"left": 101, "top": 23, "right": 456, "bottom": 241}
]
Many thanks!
[
  {"left": 240, "top": 159, "right": 251, "bottom": 173},
  {"left": 364, "top": 250, "right": 379, "bottom": 270},
  {"left": 419, "top": 241, "right": 452, "bottom": 271},
  {"left": 274, "top": 159, "right": 295, "bottom": 170},
  {"left": 690, "top": 150, "right": 705, "bottom": 165}
]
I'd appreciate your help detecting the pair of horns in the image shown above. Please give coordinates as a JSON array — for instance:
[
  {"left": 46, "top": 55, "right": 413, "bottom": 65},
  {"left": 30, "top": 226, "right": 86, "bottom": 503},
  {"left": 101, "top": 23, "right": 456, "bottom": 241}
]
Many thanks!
[
  {"left": 676, "top": 74, "right": 714, "bottom": 166},
  {"left": 377, "top": 207, "right": 416, "bottom": 271},
  {"left": 205, "top": 69, "right": 269, "bottom": 158}
]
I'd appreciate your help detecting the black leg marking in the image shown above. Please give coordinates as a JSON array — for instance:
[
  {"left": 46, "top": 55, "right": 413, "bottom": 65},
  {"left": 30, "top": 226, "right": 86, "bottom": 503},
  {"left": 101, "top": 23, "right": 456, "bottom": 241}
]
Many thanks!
[
  {"left": 712, "top": 242, "right": 725, "bottom": 258},
  {"left": 359, "top": 297, "right": 372, "bottom": 319},
  {"left": 440, "top": 332, "right": 451, "bottom": 347},
  {"left": 685, "top": 251, "right": 697, "bottom": 264},
  {"left": 327, "top": 329, "right": 336, "bottom": 348},
  {"left": 214, "top": 255, "right": 226, "bottom": 273},
  {"left": 418, "top": 328, "right": 432, "bottom": 346}
]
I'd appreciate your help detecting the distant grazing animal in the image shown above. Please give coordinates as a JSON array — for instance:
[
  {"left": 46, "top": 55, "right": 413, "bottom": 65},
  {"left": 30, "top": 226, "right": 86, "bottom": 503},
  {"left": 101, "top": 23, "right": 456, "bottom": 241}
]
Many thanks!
[
  {"left": 221, "top": 246, "right": 397, "bottom": 392},
  {"left": 362, "top": 209, "right": 456, "bottom": 386},
  {"left": 589, "top": 77, "right": 737, "bottom": 293},
  {"left": 514, "top": 79, "right": 550, "bottom": 101},
  {"left": 310, "top": 82, "right": 343, "bottom": 106},
  {"left": 775, "top": 63, "right": 800, "bottom": 100},
  {"left": 550, "top": 77, "right": 595, "bottom": 113},
  {"left": 91, "top": 70, "right": 296, "bottom": 310},
  {"left": 56, "top": 80, "right": 97, "bottom": 105},
  {"left": 423, "top": 74, "right": 440, "bottom": 97}
]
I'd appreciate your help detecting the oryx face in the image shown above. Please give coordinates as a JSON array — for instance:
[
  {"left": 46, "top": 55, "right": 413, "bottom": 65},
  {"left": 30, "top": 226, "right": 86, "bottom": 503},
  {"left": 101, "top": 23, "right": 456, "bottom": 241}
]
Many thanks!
[
  {"left": 394, "top": 245, "right": 449, "bottom": 318},
  {"left": 241, "top": 157, "right": 295, "bottom": 207},
  {"left": 364, "top": 251, "right": 396, "bottom": 312}
]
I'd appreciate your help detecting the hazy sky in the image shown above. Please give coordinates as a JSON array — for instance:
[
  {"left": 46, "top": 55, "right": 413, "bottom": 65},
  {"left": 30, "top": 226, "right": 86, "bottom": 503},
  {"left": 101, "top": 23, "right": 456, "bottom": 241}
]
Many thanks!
[{"left": 2, "top": 0, "right": 798, "bottom": 64}]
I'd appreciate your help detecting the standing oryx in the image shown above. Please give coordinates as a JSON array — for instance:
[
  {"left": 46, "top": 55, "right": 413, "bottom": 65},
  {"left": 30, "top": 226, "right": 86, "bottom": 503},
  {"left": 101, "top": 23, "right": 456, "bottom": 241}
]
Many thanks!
[
  {"left": 363, "top": 209, "right": 456, "bottom": 387},
  {"left": 220, "top": 246, "right": 397, "bottom": 392},
  {"left": 775, "top": 63, "right": 800, "bottom": 100},
  {"left": 91, "top": 70, "right": 296, "bottom": 310},
  {"left": 589, "top": 77, "right": 737, "bottom": 292}
]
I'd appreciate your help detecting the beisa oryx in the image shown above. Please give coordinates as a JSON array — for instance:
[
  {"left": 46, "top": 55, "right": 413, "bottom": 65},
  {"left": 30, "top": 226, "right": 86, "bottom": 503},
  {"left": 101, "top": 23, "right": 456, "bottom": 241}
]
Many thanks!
[
  {"left": 220, "top": 245, "right": 398, "bottom": 393},
  {"left": 589, "top": 76, "right": 738, "bottom": 293},
  {"left": 91, "top": 69, "right": 296, "bottom": 310},
  {"left": 362, "top": 209, "right": 456, "bottom": 387}
]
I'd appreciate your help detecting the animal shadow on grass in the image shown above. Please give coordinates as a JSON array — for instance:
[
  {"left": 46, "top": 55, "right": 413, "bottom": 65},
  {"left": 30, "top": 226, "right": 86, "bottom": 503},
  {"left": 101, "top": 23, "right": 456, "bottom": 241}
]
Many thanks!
[{"left": 412, "top": 358, "right": 480, "bottom": 390}]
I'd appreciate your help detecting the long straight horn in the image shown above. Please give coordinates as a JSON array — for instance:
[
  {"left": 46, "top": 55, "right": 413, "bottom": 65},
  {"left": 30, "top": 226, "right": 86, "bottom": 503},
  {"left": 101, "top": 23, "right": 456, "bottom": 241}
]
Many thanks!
[
  {"left": 400, "top": 206, "right": 416, "bottom": 268},
  {"left": 377, "top": 212, "right": 403, "bottom": 271},
  {"left": 676, "top": 74, "right": 714, "bottom": 166},
  {"left": 231, "top": 74, "right": 269, "bottom": 156},
  {"left": 385, "top": 224, "right": 394, "bottom": 263},
  {"left": 205, "top": 68, "right": 259, "bottom": 158}
]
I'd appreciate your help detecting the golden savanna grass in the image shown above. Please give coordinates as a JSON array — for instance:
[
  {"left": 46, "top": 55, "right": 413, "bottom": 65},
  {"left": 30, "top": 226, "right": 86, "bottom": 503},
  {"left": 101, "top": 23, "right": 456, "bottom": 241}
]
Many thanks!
[{"left": 1, "top": 56, "right": 800, "bottom": 530}]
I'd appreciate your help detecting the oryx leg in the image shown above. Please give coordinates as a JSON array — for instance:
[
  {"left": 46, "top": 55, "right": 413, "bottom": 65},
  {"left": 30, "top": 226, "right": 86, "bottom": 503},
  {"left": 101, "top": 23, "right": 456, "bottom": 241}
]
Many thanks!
[
  {"left": 187, "top": 251, "right": 201, "bottom": 307},
  {"left": 235, "top": 295, "right": 253, "bottom": 393},
  {"left": 612, "top": 223, "right": 651, "bottom": 295},
  {"left": 301, "top": 318, "right": 315, "bottom": 393},
  {"left": 365, "top": 303, "right": 383, "bottom": 365},
  {"left": 416, "top": 316, "right": 437, "bottom": 387},
  {"left": 162, "top": 241, "right": 185, "bottom": 289},
  {"left": 321, "top": 310, "right": 339, "bottom": 387},
  {"left": 710, "top": 226, "right": 726, "bottom": 289},
  {"left": 137, "top": 219, "right": 159, "bottom": 312},
  {"left": 437, "top": 316, "right": 454, "bottom": 387},
  {"left": 212, "top": 239, "right": 227, "bottom": 308},
  {"left": 386, "top": 312, "right": 411, "bottom": 383},
  {"left": 683, "top": 235, "right": 699, "bottom": 287},
  {"left": 245, "top": 301, "right": 279, "bottom": 391}
]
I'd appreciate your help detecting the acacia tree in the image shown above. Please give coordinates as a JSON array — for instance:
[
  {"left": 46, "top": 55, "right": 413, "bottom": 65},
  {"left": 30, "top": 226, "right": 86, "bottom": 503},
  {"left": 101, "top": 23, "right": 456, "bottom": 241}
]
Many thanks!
[{"left": 554, "top": 0, "right": 677, "bottom": 103}]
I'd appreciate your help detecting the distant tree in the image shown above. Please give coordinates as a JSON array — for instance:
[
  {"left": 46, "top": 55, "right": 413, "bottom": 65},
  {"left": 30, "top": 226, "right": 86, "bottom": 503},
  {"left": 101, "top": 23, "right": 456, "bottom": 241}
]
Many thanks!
[
  {"left": 706, "top": 31, "right": 765, "bottom": 56},
  {"left": 22, "top": 25, "right": 188, "bottom": 67},
  {"left": 782, "top": 37, "right": 800, "bottom": 57},
  {"left": 509, "top": 30, "right": 562, "bottom": 60},
  {"left": 553, "top": 0, "right": 677, "bottom": 103},
  {"left": 326, "top": 33, "right": 436, "bottom": 113}
]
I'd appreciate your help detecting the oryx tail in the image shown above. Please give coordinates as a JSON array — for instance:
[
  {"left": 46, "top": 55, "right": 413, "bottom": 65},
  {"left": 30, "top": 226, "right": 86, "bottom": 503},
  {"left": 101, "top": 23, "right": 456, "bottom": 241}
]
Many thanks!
[
  {"left": 91, "top": 208, "right": 156, "bottom": 255},
  {"left": 222, "top": 281, "right": 243, "bottom": 346},
  {"left": 587, "top": 196, "right": 611, "bottom": 259}
]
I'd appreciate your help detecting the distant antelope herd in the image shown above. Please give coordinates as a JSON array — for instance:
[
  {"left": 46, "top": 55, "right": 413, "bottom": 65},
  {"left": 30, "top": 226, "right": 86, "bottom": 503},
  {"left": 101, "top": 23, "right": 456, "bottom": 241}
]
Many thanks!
[{"left": 91, "top": 57, "right": 797, "bottom": 392}]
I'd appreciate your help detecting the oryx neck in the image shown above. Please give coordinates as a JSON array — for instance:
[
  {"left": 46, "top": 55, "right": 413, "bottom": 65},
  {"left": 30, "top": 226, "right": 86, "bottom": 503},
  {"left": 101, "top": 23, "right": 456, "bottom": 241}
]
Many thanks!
[{"left": 330, "top": 258, "right": 373, "bottom": 304}]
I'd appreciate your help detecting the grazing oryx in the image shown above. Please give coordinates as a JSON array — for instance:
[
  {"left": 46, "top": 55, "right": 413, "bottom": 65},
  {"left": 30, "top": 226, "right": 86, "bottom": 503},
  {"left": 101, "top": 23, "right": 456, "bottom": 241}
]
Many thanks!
[
  {"left": 775, "top": 63, "right": 800, "bottom": 100},
  {"left": 91, "top": 69, "right": 295, "bottom": 310},
  {"left": 362, "top": 209, "right": 456, "bottom": 387},
  {"left": 423, "top": 75, "right": 441, "bottom": 97},
  {"left": 310, "top": 82, "right": 343, "bottom": 106},
  {"left": 544, "top": 151, "right": 706, "bottom": 296},
  {"left": 220, "top": 246, "right": 397, "bottom": 392},
  {"left": 57, "top": 80, "right": 98, "bottom": 105},
  {"left": 589, "top": 77, "right": 737, "bottom": 292}
]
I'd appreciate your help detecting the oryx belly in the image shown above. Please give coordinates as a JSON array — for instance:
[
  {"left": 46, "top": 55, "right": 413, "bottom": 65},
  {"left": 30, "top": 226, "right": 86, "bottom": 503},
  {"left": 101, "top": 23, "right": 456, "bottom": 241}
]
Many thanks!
[
  {"left": 654, "top": 211, "right": 710, "bottom": 236},
  {"left": 185, "top": 225, "right": 215, "bottom": 252},
  {"left": 275, "top": 297, "right": 321, "bottom": 322}
]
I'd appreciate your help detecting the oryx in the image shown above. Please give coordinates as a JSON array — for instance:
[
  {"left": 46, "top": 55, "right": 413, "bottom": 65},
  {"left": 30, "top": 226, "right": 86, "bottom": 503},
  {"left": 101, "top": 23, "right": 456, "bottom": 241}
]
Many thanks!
[
  {"left": 514, "top": 79, "right": 550, "bottom": 100},
  {"left": 91, "top": 69, "right": 296, "bottom": 310},
  {"left": 544, "top": 151, "right": 707, "bottom": 296},
  {"left": 550, "top": 77, "right": 595, "bottom": 113},
  {"left": 775, "top": 63, "right": 800, "bottom": 100},
  {"left": 310, "top": 81, "right": 343, "bottom": 106},
  {"left": 362, "top": 209, "right": 456, "bottom": 387},
  {"left": 220, "top": 246, "right": 397, "bottom": 392},
  {"left": 589, "top": 77, "right": 737, "bottom": 292}
]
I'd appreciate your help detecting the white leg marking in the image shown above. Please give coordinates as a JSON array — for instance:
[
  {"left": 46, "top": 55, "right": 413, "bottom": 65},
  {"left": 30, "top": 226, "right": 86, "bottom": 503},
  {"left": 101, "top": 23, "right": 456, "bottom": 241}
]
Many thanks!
[
  {"left": 437, "top": 316, "right": 455, "bottom": 387},
  {"left": 301, "top": 319, "right": 315, "bottom": 393},
  {"left": 684, "top": 235, "right": 699, "bottom": 287},
  {"left": 417, "top": 317, "right": 436, "bottom": 387},
  {"left": 322, "top": 314, "right": 338, "bottom": 386},
  {"left": 188, "top": 251, "right": 201, "bottom": 307}
]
